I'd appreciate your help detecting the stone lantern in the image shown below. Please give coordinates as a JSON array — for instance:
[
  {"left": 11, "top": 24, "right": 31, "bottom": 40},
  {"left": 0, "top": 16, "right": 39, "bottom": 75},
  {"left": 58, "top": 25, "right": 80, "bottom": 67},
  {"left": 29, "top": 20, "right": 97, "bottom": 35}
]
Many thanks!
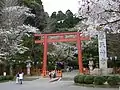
[
  {"left": 26, "top": 57, "right": 32, "bottom": 75},
  {"left": 88, "top": 56, "right": 94, "bottom": 74}
]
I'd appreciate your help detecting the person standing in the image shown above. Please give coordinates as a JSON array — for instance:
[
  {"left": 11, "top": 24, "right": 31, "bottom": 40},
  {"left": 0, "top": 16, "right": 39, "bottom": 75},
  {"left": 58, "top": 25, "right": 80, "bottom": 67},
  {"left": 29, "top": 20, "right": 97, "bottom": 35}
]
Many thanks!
[
  {"left": 49, "top": 71, "right": 52, "bottom": 79},
  {"left": 19, "top": 72, "right": 24, "bottom": 84},
  {"left": 16, "top": 72, "right": 19, "bottom": 84},
  {"left": 52, "top": 70, "right": 56, "bottom": 78}
]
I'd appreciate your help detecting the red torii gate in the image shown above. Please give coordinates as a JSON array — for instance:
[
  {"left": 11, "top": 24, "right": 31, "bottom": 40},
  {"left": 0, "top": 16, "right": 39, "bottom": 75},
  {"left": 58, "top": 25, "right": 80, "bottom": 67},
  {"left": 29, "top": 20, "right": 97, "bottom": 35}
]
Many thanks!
[{"left": 34, "top": 32, "right": 89, "bottom": 76}]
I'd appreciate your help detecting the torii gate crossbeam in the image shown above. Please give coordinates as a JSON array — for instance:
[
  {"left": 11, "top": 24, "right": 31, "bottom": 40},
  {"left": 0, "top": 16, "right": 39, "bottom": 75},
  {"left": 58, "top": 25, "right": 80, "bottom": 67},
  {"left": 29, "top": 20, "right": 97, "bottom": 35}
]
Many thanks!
[{"left": 34, "top": 32, "right": 90, "bottom": 77}]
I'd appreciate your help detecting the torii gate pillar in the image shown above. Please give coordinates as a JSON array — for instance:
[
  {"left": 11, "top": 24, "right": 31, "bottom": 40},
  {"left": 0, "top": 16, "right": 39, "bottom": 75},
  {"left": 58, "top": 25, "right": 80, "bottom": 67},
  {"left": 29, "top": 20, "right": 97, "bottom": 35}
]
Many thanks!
[
  {"left": 77, "top": 33, "right": 83, "bottom": 73},
  {"left": 42, "top": 34, "right": 48, "bottom": 77}
]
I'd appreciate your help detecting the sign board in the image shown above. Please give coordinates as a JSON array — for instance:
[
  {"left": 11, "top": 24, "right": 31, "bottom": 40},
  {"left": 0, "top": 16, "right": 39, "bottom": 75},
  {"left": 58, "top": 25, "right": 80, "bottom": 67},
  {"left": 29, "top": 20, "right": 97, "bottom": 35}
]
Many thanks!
[{"left": 98, "top": 31, "right": 107, "bottom": 69}]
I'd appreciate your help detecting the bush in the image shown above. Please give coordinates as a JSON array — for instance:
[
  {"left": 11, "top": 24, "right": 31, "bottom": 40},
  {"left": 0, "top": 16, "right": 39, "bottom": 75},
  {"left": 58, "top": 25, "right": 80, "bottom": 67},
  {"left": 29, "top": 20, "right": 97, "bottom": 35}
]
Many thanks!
[
  {"left": 84, "top": 75, "right": 94, "bottom": 84},
  {"left": 0, "top": 76, "right": 3, "bottom": 81},
  {"left": 5, "top": 76, "right": 10, "bottom": 80},
  {"left": 2, "top": 76, "right": 6, "bottom": 80},
  {"left": 77, "top": 75, "right": 86, "bottom": 83},
  {"left": 103, "top": 76, "right": 109, "bottom": 81},
  {"left": 6, "top": 75, "right": 14, "bottom": 80},
  {"left": 74, "top": 75, "right": 79, "bottom": 83},
  {"left": 94, "top": 76, "right": 106, "bottom": 85},
  {"left": 0, "top": 75, "right": 14, "bottom": 82},
  {"left": 107, "top": 76, "right": 120, "bottom": 86}
]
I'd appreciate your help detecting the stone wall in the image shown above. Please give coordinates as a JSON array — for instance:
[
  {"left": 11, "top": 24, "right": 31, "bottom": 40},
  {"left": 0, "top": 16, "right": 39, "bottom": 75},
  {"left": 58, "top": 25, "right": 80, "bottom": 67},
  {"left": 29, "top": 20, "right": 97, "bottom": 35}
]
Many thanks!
[{"left": 90, "top": 68, "right": 113, "bottom": 75}]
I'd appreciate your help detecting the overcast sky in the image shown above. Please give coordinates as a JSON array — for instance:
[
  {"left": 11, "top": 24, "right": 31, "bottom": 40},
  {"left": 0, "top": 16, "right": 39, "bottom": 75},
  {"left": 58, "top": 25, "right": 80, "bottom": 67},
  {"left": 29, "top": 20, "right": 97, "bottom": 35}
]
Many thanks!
[{"left": 42, "top": 0, "right": 79, "bottom": 15}]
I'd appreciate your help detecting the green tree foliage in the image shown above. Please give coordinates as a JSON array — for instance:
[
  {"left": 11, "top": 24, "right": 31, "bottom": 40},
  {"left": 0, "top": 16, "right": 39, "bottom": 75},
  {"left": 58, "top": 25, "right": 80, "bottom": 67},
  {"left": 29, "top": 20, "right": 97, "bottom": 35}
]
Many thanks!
[
  {"left": 23, "top": 0, "right": 47, "bottom": 31},
  {"left": 0, "top": 0, "right": 5, "bottom": 10},
  {"left": 107, "top": 33, "right": 120, "bottom": 58},
  {"left": 65, "top": 9, "right": 73, "bottom": 18},
  {"left": 106, "top": 33, "right": 120, "bottom": 67},
  {"left": 43, "top": 18, "right": 57, "bottom": 33},
  {"left": 63, "top": 10, "right": 80, "bottom": 28},
  {"left": 83, "top": 38, "right": 98, "bottom": 58},
  {"left": 82, "top": 37, "right": 98, "bottom": 67},
  {"left": 50, "top": 10, "right": 80, "bottom": 32},
  {"left": 23, "top": 0, "right": 42, "bottom": 7},
  {"left": 56, "top": 11, "right": 66, "bottom": 21},
  {"left": 16, "top": 0, "right": 47, "bottom": 68},
  {"left": 13, "top": 34, "right": 43, "bottom": 68},
  {"left": 0, "top": 0, "right": 40, "bottom": 75},
  {"left": 51, "top": 12, "right": 57, "bottom": 18}
]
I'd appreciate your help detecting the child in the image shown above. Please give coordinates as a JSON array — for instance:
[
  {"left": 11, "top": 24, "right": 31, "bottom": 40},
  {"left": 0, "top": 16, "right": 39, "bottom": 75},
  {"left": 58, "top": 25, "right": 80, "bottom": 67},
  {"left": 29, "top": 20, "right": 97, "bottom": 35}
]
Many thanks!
[
  {"left": 16, "top": 72, "right": 19, "bottom": 84},
  {"left": 49, "top": 71, "right": 52, "bottom": 79}
]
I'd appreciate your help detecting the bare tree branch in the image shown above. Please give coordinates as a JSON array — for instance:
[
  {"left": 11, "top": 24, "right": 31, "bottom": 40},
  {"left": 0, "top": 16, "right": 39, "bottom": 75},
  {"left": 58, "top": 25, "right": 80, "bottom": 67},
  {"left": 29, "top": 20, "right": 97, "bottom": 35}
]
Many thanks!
[
  {"left": 100, "top": 18, "right": 120, "bottom": 26},
  {"left": 105, "top": 9, "right": 120, "bottom": 13}
]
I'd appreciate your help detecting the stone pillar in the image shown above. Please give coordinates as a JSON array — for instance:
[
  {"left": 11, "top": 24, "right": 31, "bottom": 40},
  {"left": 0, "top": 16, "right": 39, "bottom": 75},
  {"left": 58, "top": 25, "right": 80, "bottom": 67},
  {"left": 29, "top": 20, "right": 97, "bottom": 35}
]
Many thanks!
[{"left": 98, "top": 31, "right": 108, "bottom": 75}]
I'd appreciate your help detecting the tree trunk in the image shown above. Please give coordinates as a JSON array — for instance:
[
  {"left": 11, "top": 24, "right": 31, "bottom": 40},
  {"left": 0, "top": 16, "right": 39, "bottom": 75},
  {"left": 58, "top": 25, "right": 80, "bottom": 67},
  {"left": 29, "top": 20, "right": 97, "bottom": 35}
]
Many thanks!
[{"left": 10, "top": 64, "right": 13, "bottom": 75}]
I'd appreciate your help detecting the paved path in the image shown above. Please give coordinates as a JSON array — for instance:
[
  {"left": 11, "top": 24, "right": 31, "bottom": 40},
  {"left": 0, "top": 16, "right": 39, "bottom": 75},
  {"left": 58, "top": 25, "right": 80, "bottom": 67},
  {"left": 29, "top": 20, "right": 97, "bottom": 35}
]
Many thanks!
[{"left": 0, "top": 71, "right": 119, "bottom": 90}]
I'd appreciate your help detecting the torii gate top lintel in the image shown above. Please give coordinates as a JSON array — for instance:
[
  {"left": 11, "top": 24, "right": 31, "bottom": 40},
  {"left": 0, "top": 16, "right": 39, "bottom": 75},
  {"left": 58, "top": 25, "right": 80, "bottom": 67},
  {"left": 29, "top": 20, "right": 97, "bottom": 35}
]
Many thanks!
[
  {"left": 34, "top": 32, "right": 89, "bottom": 44},
  {"left": 34, "top": 32, "right": 90, "bottom": 77},
  {"left": 34, "top": 32, "right": 80, "bottom": 36}
]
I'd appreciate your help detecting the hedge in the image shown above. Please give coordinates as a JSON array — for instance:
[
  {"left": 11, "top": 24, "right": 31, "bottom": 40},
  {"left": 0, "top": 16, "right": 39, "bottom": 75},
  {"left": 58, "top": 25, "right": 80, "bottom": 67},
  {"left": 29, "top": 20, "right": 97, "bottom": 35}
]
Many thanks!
[
  {"left": 107, "top": 76, "right": 119, "bottom": 86},
  {"left": 94, "top": 76, "right": 106, "bottom": 85},
  {"left": 74, "top": 74, "right": 120, "bottom": 86},
  {"left": 103, "top": 76, "right": 109, "bottom": 81},
  {"left": 74, "top": 75, "right": 79, "bottom": 83},
  {"left": 77, "top": 75, "right": 86, "bottom": 83},
  {"left": 0, "top": 76, "right": 14, "bottom": 82},
  {"left": 84, "top": 75, "right": 94, "bottom": 84}
]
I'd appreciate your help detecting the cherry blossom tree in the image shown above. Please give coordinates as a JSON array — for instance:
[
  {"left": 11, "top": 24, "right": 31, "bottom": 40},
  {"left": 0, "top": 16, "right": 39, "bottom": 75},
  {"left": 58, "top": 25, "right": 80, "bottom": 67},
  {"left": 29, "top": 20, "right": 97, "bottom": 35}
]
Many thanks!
[
  {"left": 0, "top": 0, "right": 38, "bottom": 57},
  {"left": 0, "top": 0, "right": 39, "bottom": 74},
  {"left": 78, "top": 0, "right": 120, "bottom": 32},
  {"left": 78, "top": 0, "right": 120, "bottom": 70}
]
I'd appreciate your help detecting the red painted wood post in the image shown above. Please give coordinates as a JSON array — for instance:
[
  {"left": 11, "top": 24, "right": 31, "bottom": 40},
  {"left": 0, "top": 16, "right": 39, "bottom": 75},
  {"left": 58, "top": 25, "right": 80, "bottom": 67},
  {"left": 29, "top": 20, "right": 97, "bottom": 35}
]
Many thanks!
[
  {"left": 42, "top": 34, "right": 48, "bottom": 77},
  {"left": 77, "top": 32, "right": 83, "bottom": 73}
]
